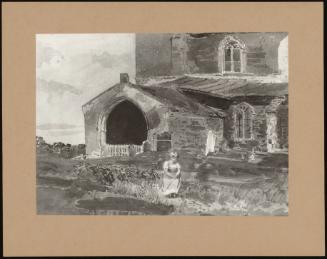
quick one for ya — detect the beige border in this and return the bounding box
[2,2,324,256]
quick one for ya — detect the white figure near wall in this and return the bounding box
[205,130,216,156]
[266,113,278,152]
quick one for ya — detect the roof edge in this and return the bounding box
[82,82,123,108]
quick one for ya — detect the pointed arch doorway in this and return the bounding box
[97,99,149,157]
[106,100,148,145]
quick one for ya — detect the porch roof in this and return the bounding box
[145,74,288,98]
[82,82,226,118]
[131,84,226,117]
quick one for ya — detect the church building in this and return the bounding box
[82,33,288,157]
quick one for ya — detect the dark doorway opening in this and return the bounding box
[106,100,147,145]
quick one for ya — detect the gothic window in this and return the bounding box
[236,113,243,138]
[234,103,254,140]
[219,36,246,74]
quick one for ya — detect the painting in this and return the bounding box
[36,32,288,216]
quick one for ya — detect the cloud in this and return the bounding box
[36,45,65,68]
[37,78,83,98]
[35,34,136,144]
[45,129,84,137]
[92,51,131,68]
[37,123,84,130]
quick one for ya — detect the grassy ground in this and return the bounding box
[36,151,288,215]
[37,153,79,179]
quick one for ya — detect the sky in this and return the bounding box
[36,34,136,144]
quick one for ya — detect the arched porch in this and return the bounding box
[97,98,149,157]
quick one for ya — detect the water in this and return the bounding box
[37,177,173,215]
[75,196,173,215]
[37,186,89,215]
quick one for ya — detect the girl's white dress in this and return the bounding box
[162,161,181,195]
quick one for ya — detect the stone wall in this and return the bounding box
[224,101,288,152]
[172,33,287,76]
[136,32,288,78]
[82,85,125,154]
[168,112,223,154]
[252,106,268,151]
[276,105,288,149]
[135,33,173,77]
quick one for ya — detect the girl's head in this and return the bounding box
[169,150,178,161]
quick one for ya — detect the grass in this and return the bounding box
[37,151,288,215]
[37,153,79,179]
[68,169,288,215]
[107,181,168,205]
[181,176,287,208]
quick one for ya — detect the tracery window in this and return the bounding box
[219,36,246,73]
[234,103,254,140]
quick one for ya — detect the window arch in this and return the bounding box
[234,103,255,140]
[218,36,246,74]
